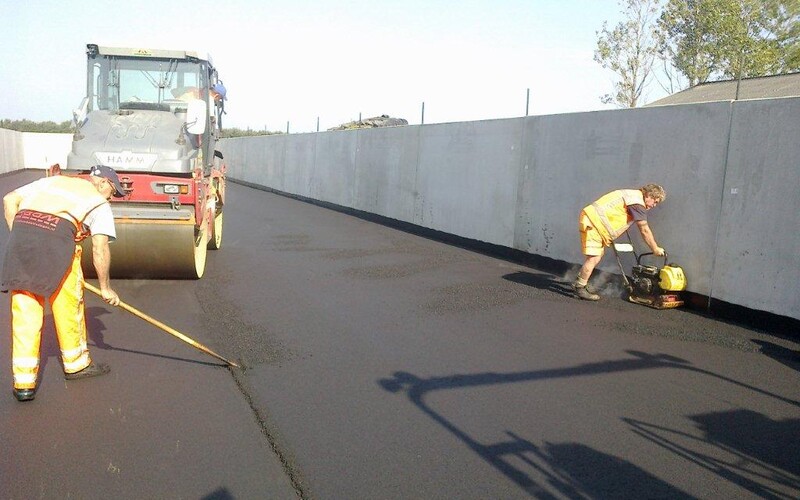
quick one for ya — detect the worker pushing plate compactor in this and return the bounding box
[65,44,227,279]
[612,233,687,309]
[60,44,236,366]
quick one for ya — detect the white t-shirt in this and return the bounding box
[83,202,117,241]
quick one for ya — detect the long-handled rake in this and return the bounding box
[84,282,240,368]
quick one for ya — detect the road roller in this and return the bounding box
[64,44,227,279]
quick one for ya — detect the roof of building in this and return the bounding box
[644,72,800,106]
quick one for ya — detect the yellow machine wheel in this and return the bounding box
[208,210,223,250]
[194,224,208,278]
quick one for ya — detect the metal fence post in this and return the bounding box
[526,88,530,116]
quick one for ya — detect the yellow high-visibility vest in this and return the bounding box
[582,189,644,245]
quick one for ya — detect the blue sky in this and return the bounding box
[3,1,667,132]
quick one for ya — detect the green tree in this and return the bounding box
[595,0,663,107]
[762,0,800,68]
[220,127,283,138]
[658,0,800,87]
[0,119,72,133]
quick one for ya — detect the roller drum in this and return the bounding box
[81,220,208,279]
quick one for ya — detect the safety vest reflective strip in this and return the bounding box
[18,176,107,231]
[583,189,644,244]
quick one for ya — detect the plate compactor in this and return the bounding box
[612,240,687,309]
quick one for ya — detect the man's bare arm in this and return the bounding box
[636,220,665,256]
[91,234,120,306]
[3,191,22,230]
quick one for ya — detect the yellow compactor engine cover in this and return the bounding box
[659,265,686,292]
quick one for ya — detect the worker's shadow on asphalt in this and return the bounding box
[83,306,220,367]
[502,270,576,298]
[85,306,112,349]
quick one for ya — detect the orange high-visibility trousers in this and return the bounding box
[11,246,91,390]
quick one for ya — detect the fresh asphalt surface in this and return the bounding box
[0,170,798,499]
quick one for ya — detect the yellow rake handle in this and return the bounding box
[84,282,239,368]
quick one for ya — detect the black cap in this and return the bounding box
[90,165,125,197]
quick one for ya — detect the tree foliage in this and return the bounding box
[220,127,283,138]
[658,0,797,85]
[598,0,800,104]
[0,119,72,133]
[762,0,800,69]
[595,0,662,107]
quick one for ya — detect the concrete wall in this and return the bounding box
[713,98,800,316]
[0,130,70,172]
[220,97,800,321]
[416,120,522,246]
[0,128,25,174]
[22,132,72,168]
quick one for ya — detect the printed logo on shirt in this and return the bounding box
[15,210,62,231]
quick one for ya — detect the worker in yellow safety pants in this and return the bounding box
[575,184,666,301]
[1,165,125,401]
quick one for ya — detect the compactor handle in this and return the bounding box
[636,251,668,267]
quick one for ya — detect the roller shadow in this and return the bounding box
[544,440,695,499]
[378,351,692,495]
[625,409,800,497]
[691,410,800,477]
[378,350,800,497]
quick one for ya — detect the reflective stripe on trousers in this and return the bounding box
[11,246,91,389]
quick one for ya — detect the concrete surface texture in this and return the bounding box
[220,98,800,321]
[0,171,798,499]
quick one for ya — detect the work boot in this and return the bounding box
[13,388,36,402]
[573,283,600,301]
[64,362,110,381]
